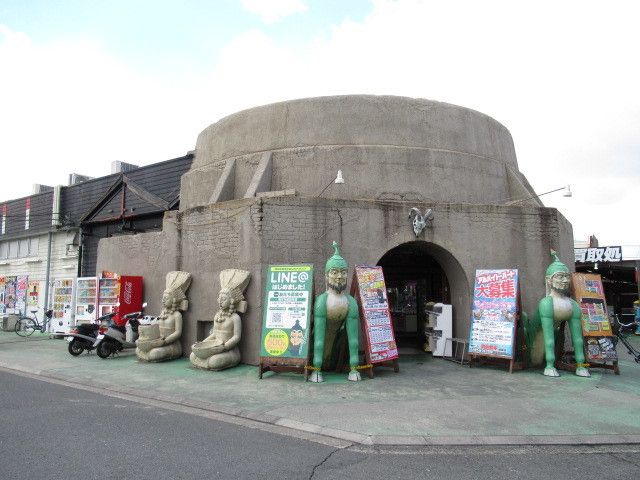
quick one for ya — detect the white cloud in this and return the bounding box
[1,0,639,245]
[0,25,202,191]
[206,0,640,244]
[241,0,308,24]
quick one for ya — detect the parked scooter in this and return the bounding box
[66,311,116,356]
[94,303,147,359]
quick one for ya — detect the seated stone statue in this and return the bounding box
[136,271,192,362]
[190,269,251,371]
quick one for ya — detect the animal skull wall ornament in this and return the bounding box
[408,207,434,236]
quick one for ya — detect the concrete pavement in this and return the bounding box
[1,331,639,446]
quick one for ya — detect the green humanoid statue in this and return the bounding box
[309,242,361,383]
[525,250,590,377]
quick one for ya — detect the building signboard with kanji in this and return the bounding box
[468,269,519,359]
[574,246,622,263]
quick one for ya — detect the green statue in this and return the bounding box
[309,242,361,383]
[525,250,590,377]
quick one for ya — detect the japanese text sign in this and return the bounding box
[260,264,313,359]
[468,269,519,359]
[353,266,398,363]
[575,246,622,263]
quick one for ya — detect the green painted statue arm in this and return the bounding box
[313,293,328,369]
[345,296,360,369]
[538,296,557,371]
[569,299,587,366]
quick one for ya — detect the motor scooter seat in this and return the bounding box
[77,324,99,335]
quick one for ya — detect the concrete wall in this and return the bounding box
[95,215,180,321]
[181,95,526,209]
[97,196,574,366]
[251,197,573,364]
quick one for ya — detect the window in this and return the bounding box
[0,237,41,259]
[8,241,18,258]
[29,237,39,256]
[18,239,29,257]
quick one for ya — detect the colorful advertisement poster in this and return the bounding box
[260,264,313,359]
[0,277,5,314]
[15,275,28,315]
[572,273,613,336]
[571,273,617,362]
[4,276,17,314]
[468,269,519,359]
[354,266,398,363]
[584,336,617,362]
[27,281,40,308]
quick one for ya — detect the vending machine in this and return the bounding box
[50,278,75,333]
[75,277,98,324]
[425,303,452,357]
[98,274,143,318]
[98,275,120,317]
[117,275,144,317]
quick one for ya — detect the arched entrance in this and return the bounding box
[377,241,464,351]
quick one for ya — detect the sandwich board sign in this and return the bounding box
[259,264,314,378]
[351,265,399,377]
[468,269,520,372]
[572,273,618,366]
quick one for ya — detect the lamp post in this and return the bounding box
[316,170,345,197]
[504,185,572,205]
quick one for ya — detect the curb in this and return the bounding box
[3,361,640,447]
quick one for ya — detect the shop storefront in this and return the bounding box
[377,242,450,350]
[575,244,640,323]
[96,95,574,365]
[0,155,192,332]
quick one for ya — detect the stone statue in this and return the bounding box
[525,251,590,377]
[190,269,251,371]
[309,242,361,383]
[136,271,192,362]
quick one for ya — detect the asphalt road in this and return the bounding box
[1,370,639,480]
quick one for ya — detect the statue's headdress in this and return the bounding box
[219,269,251,313]
[325,241,348,273]
[545,250,569,278]
[164,271,192,311]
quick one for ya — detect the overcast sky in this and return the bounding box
[1,0,638,246]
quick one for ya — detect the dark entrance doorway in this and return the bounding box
[377,241,450,350]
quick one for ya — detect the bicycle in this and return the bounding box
[14,309,54,337]
[610,313,640,364]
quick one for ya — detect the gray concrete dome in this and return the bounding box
[181,95,523,209]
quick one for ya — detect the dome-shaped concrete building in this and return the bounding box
[98,95,574,364]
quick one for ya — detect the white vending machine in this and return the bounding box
[426,303,452,357]
[98,276,119,316]
[50,278,75,334]
[75,277,98,324]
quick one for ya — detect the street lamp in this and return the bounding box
[505,185,572,205]
[316,170,345,197]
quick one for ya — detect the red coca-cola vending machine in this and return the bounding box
[117,275,144,318]
[98,273,143,323]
